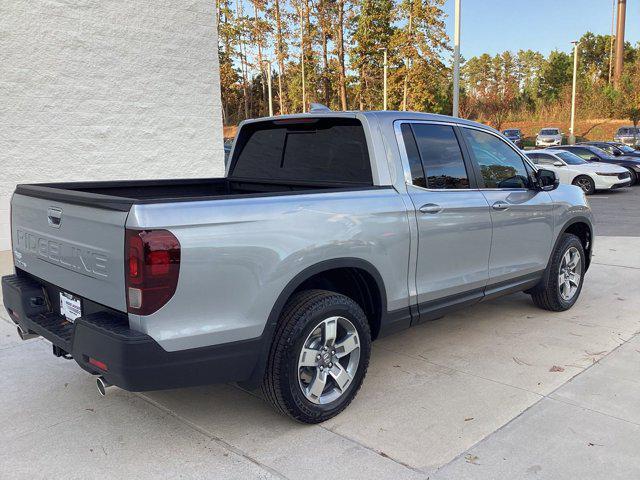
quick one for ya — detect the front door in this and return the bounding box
[398,122,493,319]
[460,127,555,289]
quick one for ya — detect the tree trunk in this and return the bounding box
[319,0,331,106]
[402,2,413,111]
[236,0,249,118]
[299,1,306,112]
[253,1,266,115]
[337,0,348,109]
[274,0,286,114]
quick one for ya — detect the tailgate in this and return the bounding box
[11,193,128,311]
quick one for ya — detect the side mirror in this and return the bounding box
[536,168,559,191]
[589,156,599,162]
[613,150,622,156]
[553,161,564,167]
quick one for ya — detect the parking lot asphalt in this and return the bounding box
[588,185,640,237]
[1,187,640,479]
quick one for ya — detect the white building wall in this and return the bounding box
[0,0,224,250]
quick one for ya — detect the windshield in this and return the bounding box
[617,127,639,135]
[588,146,615,160]
[540,129,559,135]
[614,143,636,153]
[503,130,519,136]
[556,151,587,165]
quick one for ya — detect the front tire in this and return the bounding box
[626,168,637,186]
[262,289,371,423]
[530,233,586,311]
[572,175,595,195]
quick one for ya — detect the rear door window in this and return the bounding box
[403,123,470,189]
[230,118,372,185]
[534,154,557,165]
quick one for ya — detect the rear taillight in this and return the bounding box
[125,229,180,315]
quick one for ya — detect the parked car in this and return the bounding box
[502,128,523,148]
[554,144,640,185]
[536,127,563,147]
[526,149,630,195]
[580,141,640,158]
[2,111,594,423]
[613,126,640,147]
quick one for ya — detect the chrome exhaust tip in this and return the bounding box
[16,325,38,341]
[96,376,112,396]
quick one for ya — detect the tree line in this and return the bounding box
[217,0,450,125]
[462,32,640,129]
[217,1,640,129]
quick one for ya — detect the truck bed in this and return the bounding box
[14,177,357,211]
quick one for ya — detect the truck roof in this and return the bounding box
[239,110,500,134]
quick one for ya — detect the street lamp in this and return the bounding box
[452,0,461,117]
[378,48,388,110]
[569,41,579,145]
[262,60,274,117]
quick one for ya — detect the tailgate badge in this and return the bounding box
[47,207,63,228]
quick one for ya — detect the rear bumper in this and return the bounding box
[2,273,262,391]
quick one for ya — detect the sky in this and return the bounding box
[442,0,639,59]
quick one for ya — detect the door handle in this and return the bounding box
[419,203,443,214]
[492,201,509,211]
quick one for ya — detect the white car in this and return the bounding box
[526,149,631,194]
[536,128,563,147]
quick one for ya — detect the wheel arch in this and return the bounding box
[555,217,593,271]
[241,258,388,388]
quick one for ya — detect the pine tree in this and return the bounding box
[351,0,395,110]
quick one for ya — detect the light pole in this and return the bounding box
[379,48,388,110]
[569,41,579,145]
[262,60,274,116]
[452,0,461,117]
[613,0,626,88]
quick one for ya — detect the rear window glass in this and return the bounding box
[230,118,372,185]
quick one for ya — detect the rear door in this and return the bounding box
[460,127,554,288]
[11,194,128,311]
[397,122,492,318]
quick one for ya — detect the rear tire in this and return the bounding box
[530,233,586,312]
[261,289,371,423]
[572,175,595,195]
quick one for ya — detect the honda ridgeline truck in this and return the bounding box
[2,110,594,423]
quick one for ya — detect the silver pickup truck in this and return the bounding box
[2,111,594,423]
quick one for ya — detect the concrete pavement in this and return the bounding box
[433,335,640,479]
[1,236,639,479]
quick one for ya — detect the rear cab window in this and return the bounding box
[229,118,372,185]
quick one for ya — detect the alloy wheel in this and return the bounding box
[575,177,592,193]
[558,246,582,301]
[297,316,361,405]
